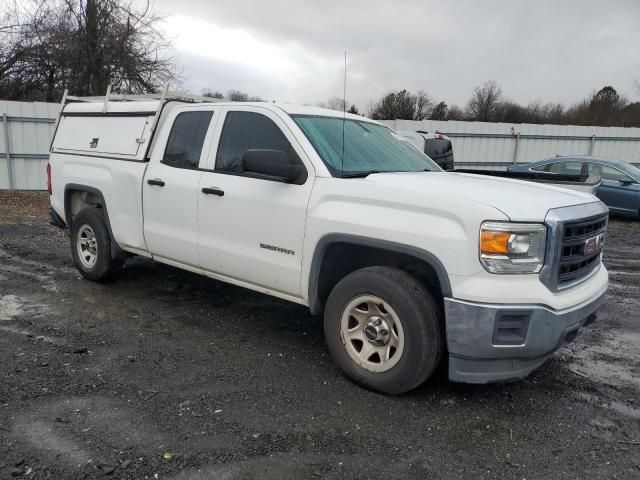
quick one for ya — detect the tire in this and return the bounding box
[70,208,123,282]
[324,266,443,395]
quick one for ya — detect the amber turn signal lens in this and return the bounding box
[480,231,511,255]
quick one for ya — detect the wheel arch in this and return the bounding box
[308,234,452,316]
[64,184,123,255]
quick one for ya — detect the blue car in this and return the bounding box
[509,156,640,217]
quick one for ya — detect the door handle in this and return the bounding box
[147,178,165,187]
[201,187,224,197]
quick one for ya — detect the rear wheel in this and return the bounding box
[324,266,443,394]
[70,208,123,282]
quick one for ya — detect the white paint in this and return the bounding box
[49,100,609,312]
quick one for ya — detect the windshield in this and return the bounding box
[292,115,441,177]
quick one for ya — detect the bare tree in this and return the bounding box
[0,0,180,101]
[225,89,263,102]
[466,80,503,121]
[413,90,433,120]
[446,104,465,120]
[323,96,347,111]
[202,88,223,99]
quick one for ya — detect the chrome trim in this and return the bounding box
[539,201,609,292]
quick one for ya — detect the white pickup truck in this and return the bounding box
[48,93,609,394]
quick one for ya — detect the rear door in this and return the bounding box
[197,106,314,298]
[143,106,217,266]
[587,162,640,215]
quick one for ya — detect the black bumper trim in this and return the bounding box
[48,207,66,229]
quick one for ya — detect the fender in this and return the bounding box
[308,233,452,315]
[63,183,124,257]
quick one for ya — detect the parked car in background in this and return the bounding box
[399,131,455,170]
[509,156,640,217]
[401,132,600,192]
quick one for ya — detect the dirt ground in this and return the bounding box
[0,191,639,480]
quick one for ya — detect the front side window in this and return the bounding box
[292,115,440,177]
[215,111,292,173]
[162,111,213,169]
[587,163,632,182]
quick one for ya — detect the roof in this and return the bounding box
[62,99,378,123]
[537,155,632,167]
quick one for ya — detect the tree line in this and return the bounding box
[364,81,640,127]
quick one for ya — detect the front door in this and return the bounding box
[587,162,640,215]
[197,107,314,298]
[143,107,216,266]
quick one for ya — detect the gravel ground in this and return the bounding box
[0,191,639,480]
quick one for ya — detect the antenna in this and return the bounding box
[341,51,347,177]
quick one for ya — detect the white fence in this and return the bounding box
[3,100,640,190]
[0,101,58,190]
[381,119,640,169]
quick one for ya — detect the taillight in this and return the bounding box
[46,163,52,194]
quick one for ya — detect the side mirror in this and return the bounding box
[619,178,635,186]
[241,149,303,183]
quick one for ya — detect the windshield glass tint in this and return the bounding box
[292,115,440,176]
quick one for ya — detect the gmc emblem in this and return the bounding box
[584,233,605,256]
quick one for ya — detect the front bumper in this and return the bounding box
[444,290,606,383]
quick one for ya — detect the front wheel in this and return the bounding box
[70,208,123,282]
[324,266,443,394]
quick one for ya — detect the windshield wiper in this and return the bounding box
[341,168,434,178]
[341,170,381,178]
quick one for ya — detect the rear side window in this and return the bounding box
[533,161,582,174]
[162,111,213,169]
[215,111,292,173]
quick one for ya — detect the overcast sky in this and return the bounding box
[153,0,640,111]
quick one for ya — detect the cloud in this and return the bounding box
[154,0,640,110]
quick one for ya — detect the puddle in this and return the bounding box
[0,324,66,345]
[0,294,24,320]
[12,420,91,467]
[607,281,640,295]
[577,392,640,420]
[0,247,69,292]
[0,264,58,292]
[607,270,640,276]
[568,329,640,389]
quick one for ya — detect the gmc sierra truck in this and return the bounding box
[47,92,609,394]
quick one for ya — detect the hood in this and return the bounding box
[364,171,597,221]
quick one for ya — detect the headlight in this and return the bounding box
[480,222,547,274]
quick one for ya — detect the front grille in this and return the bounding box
[557,215,607,286]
